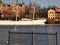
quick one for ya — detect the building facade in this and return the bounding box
[48,9,55,20]
[55,8,60,19]
[48,8,60,21]
[0,2,25,17]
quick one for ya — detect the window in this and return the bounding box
[49,15,50,16]
[0,10,1,13]
[50,12,53,13]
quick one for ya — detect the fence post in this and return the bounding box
[8,31,10,45]
[56,32,57,45]
[32,31,33,45]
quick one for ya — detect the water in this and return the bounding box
[0,25,60,45]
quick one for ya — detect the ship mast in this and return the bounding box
[16,0,18,21]
[33,2,35,20]
[29,1,35,20]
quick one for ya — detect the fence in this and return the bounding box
[8,31,57,45]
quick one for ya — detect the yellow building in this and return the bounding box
[48,8,60,21]
[48,9,55,20]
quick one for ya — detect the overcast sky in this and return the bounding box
[2,0,60,8]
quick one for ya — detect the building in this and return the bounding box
[48,8,60,21]
[0,1,36,20]
[10,2,25,16]
[48,9,55,20]
[55,8,60,20]
[1,4,10,16]
[0,2,25,18]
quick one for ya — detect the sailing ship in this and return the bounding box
[0,18,46,25]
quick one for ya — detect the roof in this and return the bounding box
[55,8,60,12]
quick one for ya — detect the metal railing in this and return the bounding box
[8,31,57,45]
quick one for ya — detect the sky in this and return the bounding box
[1,0,60,8]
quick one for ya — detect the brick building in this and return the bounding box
[0,2,25,18]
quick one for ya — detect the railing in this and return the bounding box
[8,31,57,45]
